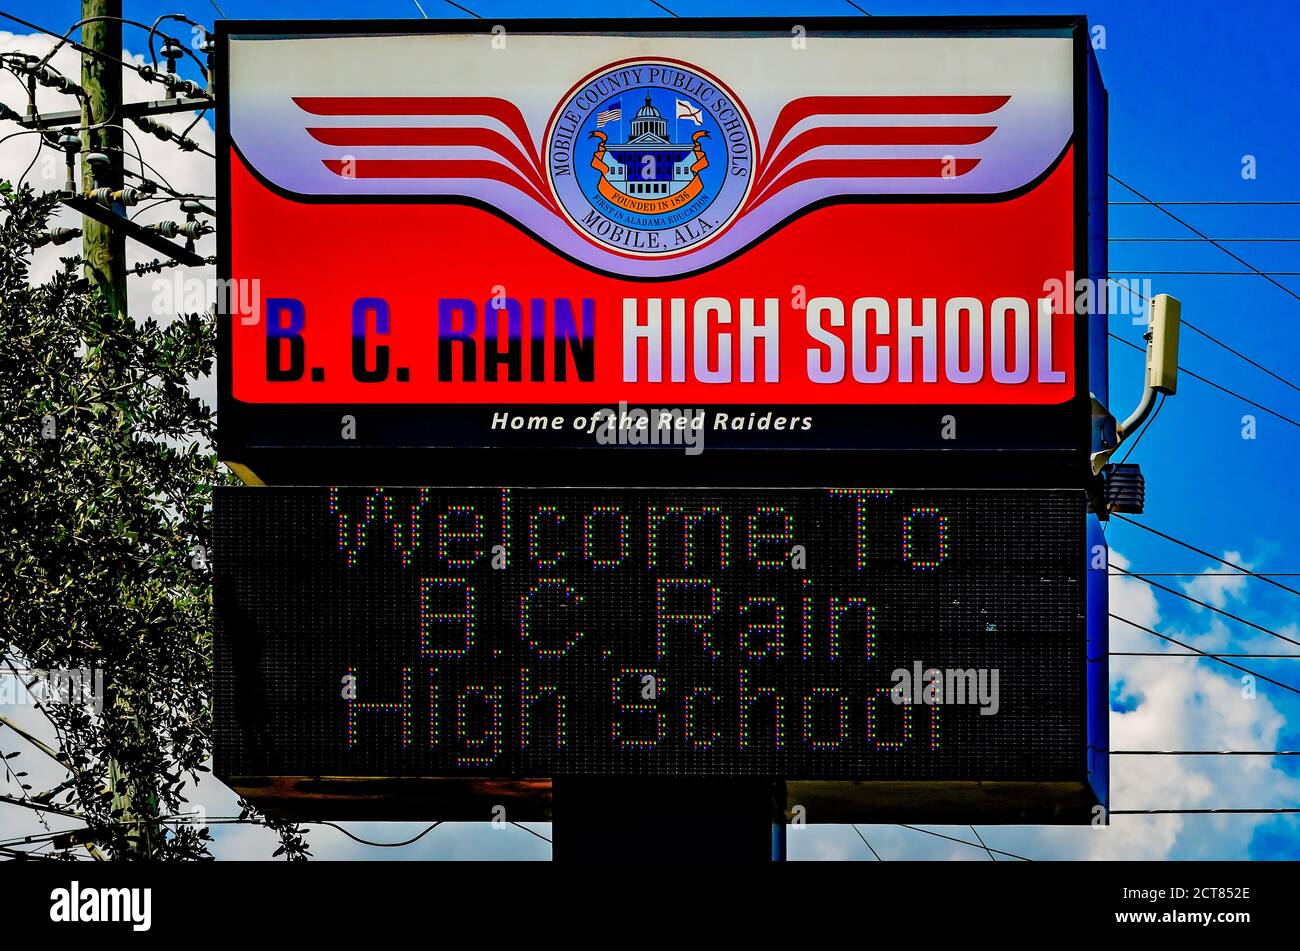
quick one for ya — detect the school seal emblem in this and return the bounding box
[545,59,755,258]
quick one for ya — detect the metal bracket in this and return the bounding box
[60,194,205,267]
[16,96,212,131]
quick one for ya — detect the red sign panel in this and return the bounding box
[219,21,1098,454]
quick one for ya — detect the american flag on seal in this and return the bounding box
[595,100,621,127]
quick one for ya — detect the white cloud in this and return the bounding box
[1181,551,1250,609]
[1108,547,1162,651]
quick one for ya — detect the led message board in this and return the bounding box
[216,19,1103,458]
[214,487,1086,781]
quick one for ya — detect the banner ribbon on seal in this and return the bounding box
[588,129,711,216]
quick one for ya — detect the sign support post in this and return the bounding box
[553,778,780,862]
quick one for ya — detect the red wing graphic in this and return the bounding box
[283,92,1017,273]
[291,93,1010,221]
[293,96,559,213]
[744,95,1010,214]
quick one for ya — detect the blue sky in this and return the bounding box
[1,0,1298,860]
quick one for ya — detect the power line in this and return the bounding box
[0,745,55,835]
[144,15,210,79]
[1113,652,1300,658]
[896,825,1032,861]
[646,0,679,15]
[1116,393,1163,464]
[0,108,46,187]
[1111,750,1300,755]
[845,0,873,14]
[508,821,552,845]
[1114,566,1300,648]
[314,819,443,848]
[1109,333,1300,428]
[1110,513,1300,600]
[1109,200,1300,206]
[1,656,76,767]
[1110,277,1300,395]
[0,809,226,851]
[1110,614,1300,697]
[0,127,52,148]
[4,843,63,859]
[0,814,448,852]
[34,14,202,78]
[1111,237,1300,243]
[0,793,78,820]
[441,0,481,16]
[1110,572,1300,577]
[130,195,184,220]
[1111,808,1300,815]
[851,824,882,860]
[1112,269,1300,276]
[105,134,180,192]
[1109,172,1300,305]
[0,10,206,92]
[179,106,208,140]
[969,825,996,861]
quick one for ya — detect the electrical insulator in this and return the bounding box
[161,38,184,67]
[131,115,173,142]
[33,227,81,248]
[146,220,181,238]
[93,186,144,208]
[146,220,212,240]
[34,66,82,97]
[85,151,111,183]
[161,38,184,97]
[200,34,216,97]
[131,115,200,152]
[58,130,80,194]
[160,39,190,100]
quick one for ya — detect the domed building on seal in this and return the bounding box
[547,59,753,257]
[600,95,700,199]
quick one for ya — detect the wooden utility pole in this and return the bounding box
[80,0,126,317]
[81,0,153,856]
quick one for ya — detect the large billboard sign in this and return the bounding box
[217,19,1103,461]
[214,19,1109,822]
